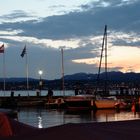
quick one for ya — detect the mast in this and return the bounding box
[1,44,6,96]
[25,46,29,96]
[0,44,5,96]
[96,25,108,96]
[61,48,65,97]
[104,25,108,95]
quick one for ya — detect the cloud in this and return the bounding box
[0,0,140,40]
[0,10,37,23]
[0,35,81,49]
[1,10,33,19]
[0,30,23,35]
[109,31,140,47]
[0,0,140,79]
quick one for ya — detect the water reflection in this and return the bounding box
[64,109,116,123]
[38,116,42,128]
[37,109,43,128]
[18,108,140,128]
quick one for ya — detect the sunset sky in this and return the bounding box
[0,0,140,79]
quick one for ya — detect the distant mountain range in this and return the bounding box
[64,71,140,82]
[0,71,140,82]
[0,78,35,82]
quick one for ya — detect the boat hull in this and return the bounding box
[64,95,126,110]
[64,95,96,110]
[95,100,117,109]
[65,100,93,110]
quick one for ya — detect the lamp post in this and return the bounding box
[38,70,43,96]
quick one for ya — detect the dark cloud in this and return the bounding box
[0,0,140,40]
[0,10,36,20]
[88,0,138,8]
[112,39,140,47]
[48,5,65,8]
[64,43,99,60]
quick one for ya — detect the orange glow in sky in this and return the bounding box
[72,46,140,73]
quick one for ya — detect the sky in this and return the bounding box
[0,0,140,80]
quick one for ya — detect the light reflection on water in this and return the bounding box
[38,116,42,128]
[17,108,140,128]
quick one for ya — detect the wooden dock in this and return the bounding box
[0,96,65,108]
[0,95,139,111]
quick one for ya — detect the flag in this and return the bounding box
[0,44,4,53]
[20,46,26,57]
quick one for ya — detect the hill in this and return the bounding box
[64,71,140,82]
[1,71,140,82]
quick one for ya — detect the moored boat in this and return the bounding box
[63,25,128,111]
[95,96,125,109]
[45,98,66,109]
[64,94,96,110]
[64,94,127,110]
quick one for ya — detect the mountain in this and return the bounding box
[1,71,140,82]
[64,72,97,80]
[0,78,38,83]
[64,71,140,82]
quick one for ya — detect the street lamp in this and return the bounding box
[38,70,43,96]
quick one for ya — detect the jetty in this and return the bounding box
[0,94,139,111]
[0,95,67,109]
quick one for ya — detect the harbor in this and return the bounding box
[0,90,138,109]
[0,0,140,139]
[1,91,140,129]
[0,89,140,110]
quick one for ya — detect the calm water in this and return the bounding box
[0,90,74,97]
[17,108,140,128]
[0,89,118,97]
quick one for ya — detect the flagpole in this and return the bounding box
[3,48,6,96]
[25,46,29,96]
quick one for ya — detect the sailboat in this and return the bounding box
[45,48,66,109]
[93,25,127,109]
[64,25,126,110]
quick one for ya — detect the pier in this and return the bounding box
[0,94,140,111]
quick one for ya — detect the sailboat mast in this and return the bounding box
[61,48,65,97]
[104,25,108,95]
[25,46,29,96]
[95,25,108,96]
[3,46,6,96]
[96,25,106,90]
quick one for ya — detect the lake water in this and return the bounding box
[17,108,140,128]
[0,90,74,97]
[0,89,119,97]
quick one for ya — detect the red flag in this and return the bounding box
[0,44,4,53]
[20,46,26,57]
